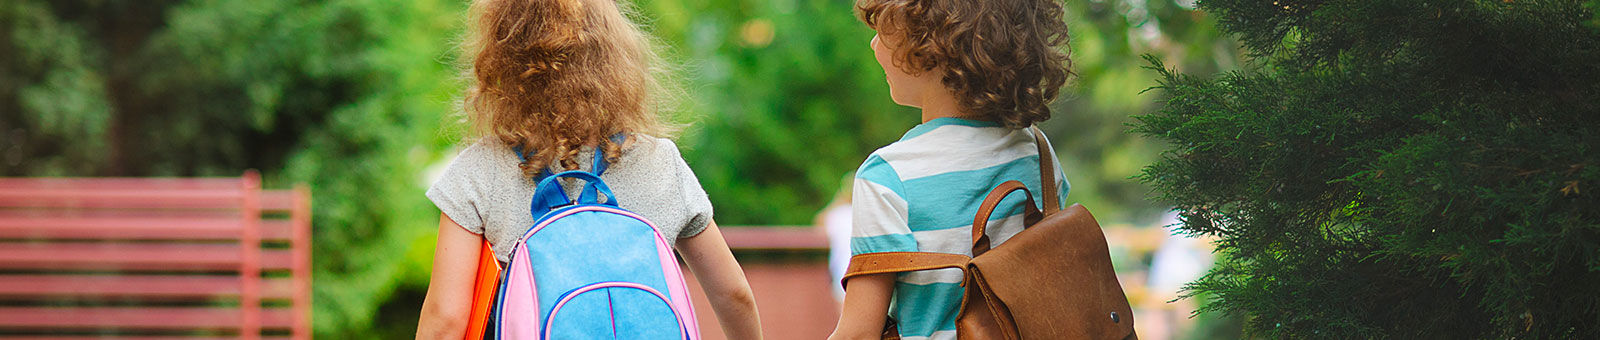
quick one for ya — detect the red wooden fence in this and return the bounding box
[689,227,840,340]
[0,172,311,339]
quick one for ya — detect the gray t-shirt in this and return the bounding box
[426,135,714,263]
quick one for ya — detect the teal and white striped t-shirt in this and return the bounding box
[850,117,1069,340]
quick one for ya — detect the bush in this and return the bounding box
[1137,0,1600,338]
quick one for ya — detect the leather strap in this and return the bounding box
[1030,126,1060,214]
[970,180,1042,256]
[842,252,970,288]
[970,127,1057,258]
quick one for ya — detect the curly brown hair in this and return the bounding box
[858,0,1073,128]
[463,0,676,177]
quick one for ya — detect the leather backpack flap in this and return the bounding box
[967,204,1136,340]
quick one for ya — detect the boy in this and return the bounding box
[830,0,1073,339]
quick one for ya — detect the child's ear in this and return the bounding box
[874,29,906,52]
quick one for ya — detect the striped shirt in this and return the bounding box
[850,118,1069,340]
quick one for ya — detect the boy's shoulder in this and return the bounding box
[858,121,1027,184]
[853,125,970,190]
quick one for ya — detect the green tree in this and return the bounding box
[1137,0,1600,338]
[0,0,116,175]
[638,0,918,225]
[1,1,466,337]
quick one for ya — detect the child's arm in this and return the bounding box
[676,221,763,339]
[832,164,912,339]
[416,214,480,339]
[828,273,894,340]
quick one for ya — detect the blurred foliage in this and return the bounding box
[1592,0,1600,27]
[648,0,1242,226]
[1046,0,1241,225]
[1,0,466,337]
[638,0,917,225]
[1138,0,1600,337]
[2,0,1240,336]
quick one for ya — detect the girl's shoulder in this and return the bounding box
[610,134,694,176]
[626,134,683,159]
[429,137,522,192]
[448,137,521,173]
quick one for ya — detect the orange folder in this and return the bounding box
[464,239,501,340]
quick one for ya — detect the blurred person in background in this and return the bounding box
[818,175,855,303]
[1144,212,1214,339]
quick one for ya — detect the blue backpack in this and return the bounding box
[492,141,701,340]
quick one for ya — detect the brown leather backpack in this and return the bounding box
[843,127,1137,340]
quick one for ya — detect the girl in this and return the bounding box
[415,0,761,338]
[830,0,1073,339]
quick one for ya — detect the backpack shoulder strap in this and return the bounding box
[515,133,628,205]
[842,252,969,288]
[590,133,627,175]
[1031,126,1060,214]
[511,145,556,181]
[512,133,628,178]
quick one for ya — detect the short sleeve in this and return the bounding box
[426,145,489,235]
[849,155,917,255]
[669,145,714,239]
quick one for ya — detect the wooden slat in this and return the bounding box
[288,185,312,340]
[0,219,295,242]
[263,275,295,300]
[0,306,295,329]
[0,218,294,242]
[0,275,296,300]
[239,171,261,340]
[0,243,295,271]
[260,220,294,243]
[16,337,293,340]
[0,189,245,210]
[0,215,244,241]
[719,226,829,250]
[0,178,242,190]
[261,249,292,271]
[259,190,297,212]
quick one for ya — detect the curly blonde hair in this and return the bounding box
[858,0,1073,128]
[463,0,676,177]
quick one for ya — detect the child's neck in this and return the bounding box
[918,91,969,123]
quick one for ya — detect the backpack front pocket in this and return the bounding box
[543,281,688,340]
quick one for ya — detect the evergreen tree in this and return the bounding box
[1137,0,1600,338]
